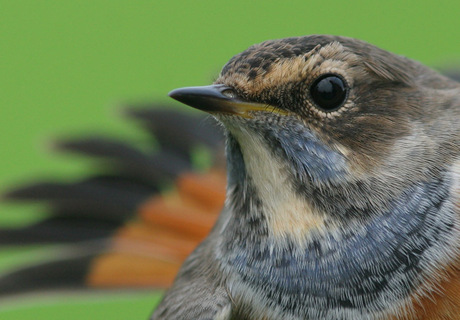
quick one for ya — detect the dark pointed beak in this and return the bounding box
[168,84,287,117]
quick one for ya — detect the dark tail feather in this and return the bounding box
[124,108,224,157]
[0,256,96,297]
[0,105,226,297]
[3,176,155,220]
[0,217,117,245]
[4,178,151,208]
[54,137,192,181]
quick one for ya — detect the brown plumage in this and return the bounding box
[155,35,460,319]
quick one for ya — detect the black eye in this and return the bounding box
[310,74,348,111]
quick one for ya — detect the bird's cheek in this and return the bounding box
[273,128,350,184]
[224,116,351,184]
[291,143,349,183]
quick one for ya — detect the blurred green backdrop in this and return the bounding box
[1,0,460,319]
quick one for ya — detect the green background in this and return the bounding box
[1,0,460,318]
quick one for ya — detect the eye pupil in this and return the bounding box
[310,74,347,111]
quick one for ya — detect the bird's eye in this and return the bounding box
[310,74,348,111]
[221,88,236,99]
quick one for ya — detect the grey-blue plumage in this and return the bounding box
[154,35,460,319]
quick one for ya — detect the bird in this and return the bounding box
[1,35,459,320]
[152,35,460,319]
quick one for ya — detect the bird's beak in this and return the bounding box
[168,84,287,117]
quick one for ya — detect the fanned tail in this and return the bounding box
[0,106,226,297]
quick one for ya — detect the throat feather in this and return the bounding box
[231,130,326,240]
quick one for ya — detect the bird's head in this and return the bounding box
[170,35,460,239]
[168,35,460,318]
